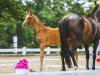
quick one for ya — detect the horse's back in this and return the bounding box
[59,13,84,41]
[45,27,60,46]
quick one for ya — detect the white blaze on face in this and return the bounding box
[24,14,30,24]
[22,14,30,27]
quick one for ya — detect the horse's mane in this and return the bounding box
[32,14,45,27]
[91,4,99,15]
[32,14,58,30]
[46,26,58,30]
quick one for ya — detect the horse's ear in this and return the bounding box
[26,11,28,14]
[25,11,32,15]
[94,1,97,5]
[29,11,32,15]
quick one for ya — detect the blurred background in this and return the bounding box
[0,0,100,48]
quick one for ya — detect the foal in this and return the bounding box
[22,11,78,71]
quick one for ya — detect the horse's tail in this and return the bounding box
[59,18,72,68]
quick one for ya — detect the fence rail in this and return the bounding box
[0,47,99,55]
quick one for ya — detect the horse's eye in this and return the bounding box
[28,17,31,19]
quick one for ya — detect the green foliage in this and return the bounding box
[0,0,25,48]
[0,22,16,48]
[16,21,38,48]
[0,0,99,48]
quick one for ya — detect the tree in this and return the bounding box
[0,0,99,48]
[0,0,24,48]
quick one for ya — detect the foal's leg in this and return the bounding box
[40,44,45,71]
[92,40,99,70]
[85,44,89,70]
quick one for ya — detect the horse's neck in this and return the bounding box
[95,14,100,23]
[95,5,100,23]
[87,14,99,24]
[32,19,46,35]
[94,15,99,23]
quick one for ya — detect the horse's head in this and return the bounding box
[22,11,34,27]
[95,4,100,23]
[87,4,100,23]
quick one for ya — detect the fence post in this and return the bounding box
[89,47,93,70]
[46,47,50,54]
[13,36,17,54]
[22,47,26,55]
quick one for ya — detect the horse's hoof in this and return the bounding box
[39,68,42,72]
[74,66,78,70]
[39,70,42,72]
[87,68,89,70]
[86,66,89,70]
[29,68,36,72]
[67,65,72,68]
[61,68,66,71]
[39,66,43,72]
[92,67,95,70]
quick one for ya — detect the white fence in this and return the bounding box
[0,47,99,55]
[0,47,85,55]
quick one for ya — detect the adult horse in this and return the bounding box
[22,11,78,71]
[59,4,100,70]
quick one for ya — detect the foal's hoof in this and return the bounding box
[39,68,43,72]
[39,69,42,72]
[29,68,36,72]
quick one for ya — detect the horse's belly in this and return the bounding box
[46,40,60,46]
[46,33,60,46]
[82,34,95,44]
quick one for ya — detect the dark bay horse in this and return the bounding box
[59,4,100,70]
[22,11,78,71]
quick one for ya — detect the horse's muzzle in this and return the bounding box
[22,22,26,28]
